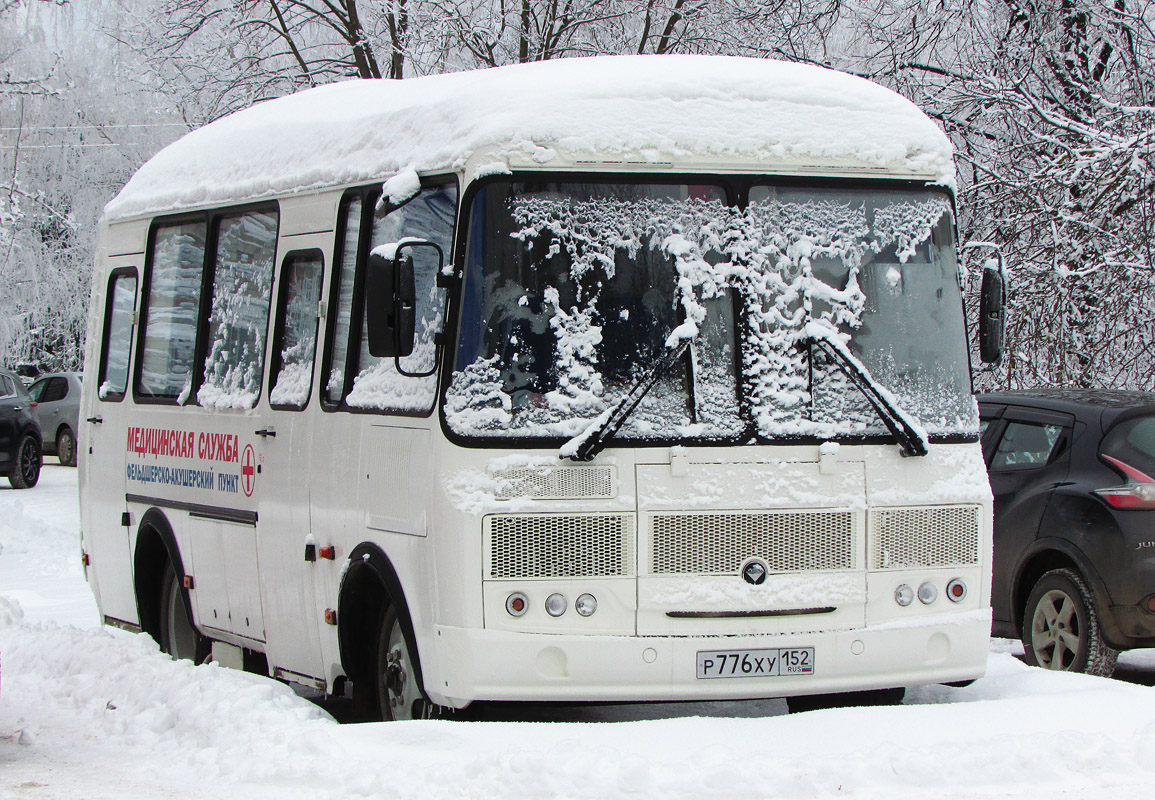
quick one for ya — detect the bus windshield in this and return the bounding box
[447,179,977,445]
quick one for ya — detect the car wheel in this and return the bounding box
[1022,568,1117,676]
[7,434,41,489]
[159,561,208,663]
[56,427,76,467]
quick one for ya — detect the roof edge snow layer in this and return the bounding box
[104,55,955,222]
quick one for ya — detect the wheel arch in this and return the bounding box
[337,543,427,696]
[54,422,73,444]
[1013,538,1119,643]
[20,419,42,446]
[133,508,191,645]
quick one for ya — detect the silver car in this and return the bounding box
[28,372,82,466]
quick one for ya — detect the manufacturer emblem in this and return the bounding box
[742,559,768,585]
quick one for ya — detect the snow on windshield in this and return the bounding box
[447,184,974,444]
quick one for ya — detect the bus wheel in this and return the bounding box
[371,604,428,721]
[159,561,208,663]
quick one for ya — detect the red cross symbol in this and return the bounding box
[242,444,257,497]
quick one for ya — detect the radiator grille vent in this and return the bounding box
[494,467,616,500]
[487,513,634,578]
[869,506,980,570]
[649,511,855,575]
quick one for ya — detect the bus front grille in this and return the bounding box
[868,506,981,570]
[486,513,635,579]
[648,510,856,575]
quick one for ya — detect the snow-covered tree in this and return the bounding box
[5,0,1155,389]
[843,0,1155,390]
[1,0,185,372]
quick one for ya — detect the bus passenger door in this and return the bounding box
[254,247,327,684]
[81,264,139,625]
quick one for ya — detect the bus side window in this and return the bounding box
[198,208,279,409]
[269,250,324,409]
[138,220,207,401]
[346,183,458,414]
[323,195,362,407]
[99,270,137,401]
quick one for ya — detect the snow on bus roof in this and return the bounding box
[103,55,954,222]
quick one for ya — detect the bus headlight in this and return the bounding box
[895,584,914,607]
[545,593,567,617]
[946,578,967,602]
[918,581,938,605]
[575,593,597,617]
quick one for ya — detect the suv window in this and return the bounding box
[31,377,68,403]
[990,421,1064,470]
[0,374,15,399]
[1102,415,1155,477]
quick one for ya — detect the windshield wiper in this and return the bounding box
[803,329,928,458]
[560,326,928,461]
[560,338,693,462]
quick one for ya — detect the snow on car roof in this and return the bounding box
[103,55,954,222]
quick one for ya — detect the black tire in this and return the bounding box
[159,560,209,663]
[56,427,76,467]
[357,603,445,721]
[8,434,41,489]
[786,687,905,714]
[1022,568,1117,677]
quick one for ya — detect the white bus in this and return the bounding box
[80,55,1000,719]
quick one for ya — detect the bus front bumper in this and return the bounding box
[425,609,991,707]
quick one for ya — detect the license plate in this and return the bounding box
[696,647,815,679]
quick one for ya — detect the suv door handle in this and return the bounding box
[87,416,103,424]
[255,427,276,438]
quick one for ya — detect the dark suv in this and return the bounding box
[0,367,42,489]
[979,389,1155,676]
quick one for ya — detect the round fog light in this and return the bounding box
[506,592,528,617]
[576,593,598,617]
[545,593,567,617]
[918,581,938,605]
[946,578,968,603]
[895,584,914,607]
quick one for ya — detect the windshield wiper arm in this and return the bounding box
[804,331,928,458]
[560,338,693,462]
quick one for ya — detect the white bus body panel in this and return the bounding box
[414,439,990,707]
[80,222,147,625]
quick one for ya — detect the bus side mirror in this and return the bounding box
[366,250,416,358]
[979,265,1005,364]
[964,241,1008,366]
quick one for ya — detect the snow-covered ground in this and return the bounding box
[3,468,1155,799]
